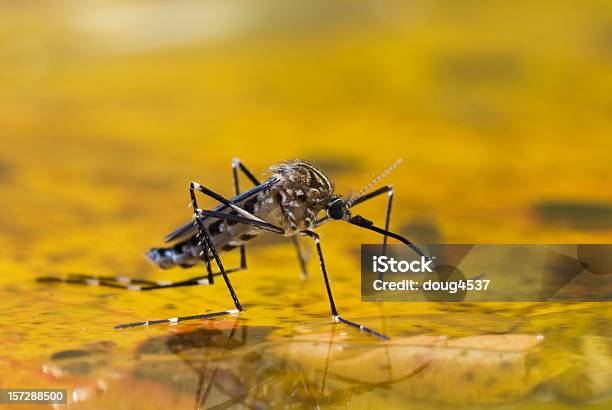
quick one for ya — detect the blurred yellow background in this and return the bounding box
[0,1,611,408]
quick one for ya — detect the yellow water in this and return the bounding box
[1,1,611,408]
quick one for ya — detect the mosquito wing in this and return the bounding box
[163,177,279,243]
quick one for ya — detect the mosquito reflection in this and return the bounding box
[135,319,429,409]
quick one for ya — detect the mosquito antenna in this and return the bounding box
[347,158,403,207]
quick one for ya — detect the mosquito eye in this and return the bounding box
[328,199,344,220]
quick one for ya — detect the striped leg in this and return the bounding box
[115,310,239,329]
[37,267,243,291]
[300,230,389,341]
[232,158,258,270]
[232,158,309,278]
[115,232,240,328]
[116,186,254,329]
[349,185,394,253]
[114,196,286,330]
[292,236,309,280]
[348,185,394,280]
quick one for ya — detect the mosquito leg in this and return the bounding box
[189,181,286,236]
[232,157,260,187]
[300,230,389,341]
[190,195,243,313]
[38,273,157,288]
[382,189,393,253]
[189,179,287,310]
[114,234,243,329]
[292,236,309,280]
[195,209,284,234]
[87,207,286,328]
[232,158,260,270]
[205,259,214,285]
[349,185,393,252]
[36,266,244,291]
[233,157,310,278]
[114,310,239,330]
[115,184,277,329]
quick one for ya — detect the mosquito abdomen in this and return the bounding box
[146,238,201,269]
[147,222,266,269]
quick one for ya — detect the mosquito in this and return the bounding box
[41,158,430,340]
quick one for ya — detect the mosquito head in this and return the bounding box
[326,196,351,221]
